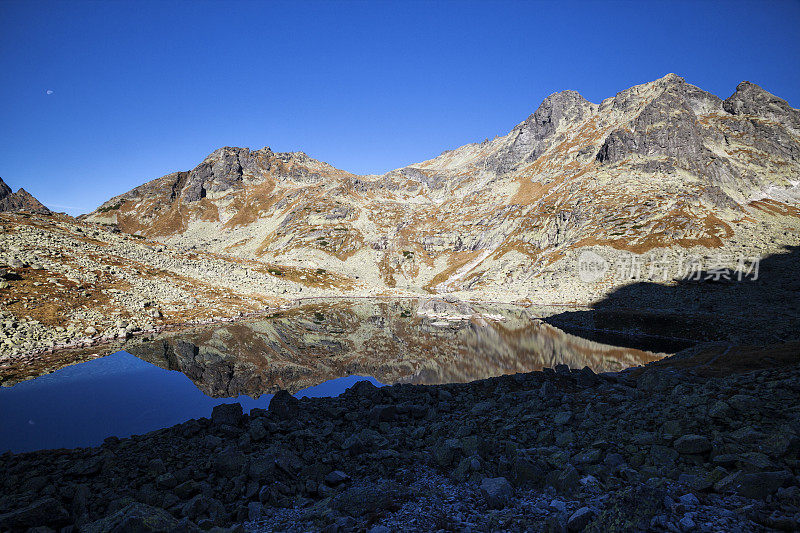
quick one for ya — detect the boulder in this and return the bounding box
[0,498,69,530]
[347,380,379,399]
[268,390,299,419]
[82,502,185,533]
[248,419,268,441]
[718,471,793,499]
[324,470,351,486]
[480,477,513,509]
[674,434,712,454]
[211,403,243,426]
[329,481,409,516]
[213,446,246,477]
[511,455,545,487]
[181,494,226,522]
[567,506,596,531]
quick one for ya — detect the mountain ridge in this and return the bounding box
[79,74,800,300]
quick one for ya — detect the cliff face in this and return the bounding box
[0,178,50,214]
[82,75,800,301]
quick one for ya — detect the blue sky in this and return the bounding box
[1,0,798,216]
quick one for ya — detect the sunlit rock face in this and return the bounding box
[126,300,663,397]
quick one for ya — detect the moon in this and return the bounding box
[46,89,54,95]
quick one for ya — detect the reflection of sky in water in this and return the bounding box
[0,351,382,453]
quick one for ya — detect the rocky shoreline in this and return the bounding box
[1,348,799,532]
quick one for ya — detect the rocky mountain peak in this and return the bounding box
[723,81,800,132]
[0,177,50,214]
[520,89,592,129]
[653,72,684,86]
[481,90,595,175]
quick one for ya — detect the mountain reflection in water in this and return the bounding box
[125,299,665,397]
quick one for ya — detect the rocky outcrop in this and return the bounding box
[723,81,800,132]
[491,89,595,173]
[0,177,50,214]
[595,75,741,185]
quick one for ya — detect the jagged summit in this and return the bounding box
[724,80,800,131]
[0,177,50,214]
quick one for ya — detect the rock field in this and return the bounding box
[1,347,799,532]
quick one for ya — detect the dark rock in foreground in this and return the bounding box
[1,356,799,532]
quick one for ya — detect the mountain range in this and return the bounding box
[79,74,800,301]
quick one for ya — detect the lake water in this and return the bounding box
[0,298,672,452]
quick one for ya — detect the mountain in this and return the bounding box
[0,177,50,214]
[83,75,800,302]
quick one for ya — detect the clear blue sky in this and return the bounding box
[1,0,798,215]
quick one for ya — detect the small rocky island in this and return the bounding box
[1,342,798,532]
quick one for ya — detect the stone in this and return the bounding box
[679,514,696,531]
[81,503,180,533]
[156,473,177,489]
[248,419,268,441]
[554,363,570,375]
[678,493,699,507]
[573,448,602,465]
[480,477,513,509]
[347,380,379,398]
[181,494,226,522]
[203,435,223,449]
[341,434,365,455]
[213,447,246,477]
[173,480,201,499]
[555,464,581,492]
[736,471,792,499]
[651,445,678,466]
[674,434,712,454]
[470,401,494,416]
[511,455,545,486]
[247,502,262,521]
[0,498,69,530]
[329,481,408,516]
[549,499,567,512]
[554,411,573,425]
[369,404,396,423]
[576,366,599,387]
[708,400,734,420]
[433,438,461,467]
[268,390,299,419]
[324,470,350,485]
[603,452,625,472]
[211,403,243,426]
[567,506,596,531]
